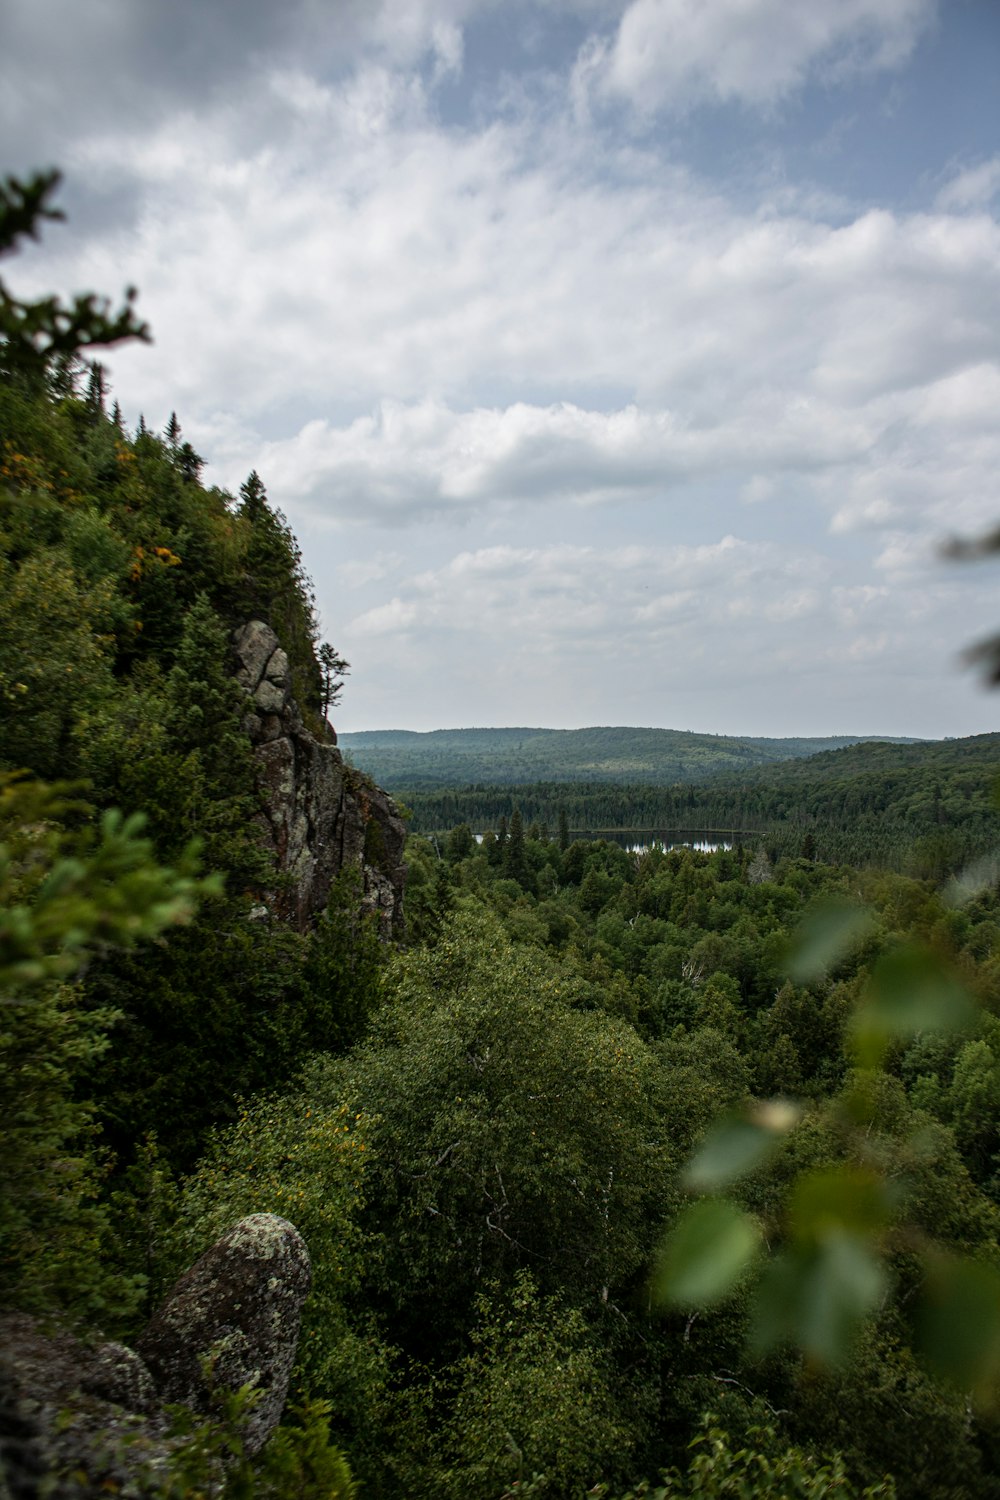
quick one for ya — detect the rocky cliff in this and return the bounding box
[231,621,406,938]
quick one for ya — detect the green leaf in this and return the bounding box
[684,1101,800,1192]
[786,899,876,983]
[751,1233,887,1365]
[653,1198,761,1309]
[944,853,1000,908]
[788,1166,892,1246]
[916,1253,1000,1401]
[852,944,977,1066]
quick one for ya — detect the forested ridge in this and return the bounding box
[7,173,1000,1498]
[340,724,919,789]
[397,733,1000,876]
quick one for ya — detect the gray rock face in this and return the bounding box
[81,1342,159,1415]
[0,1214,313,1495]
[137,1214,311,1458]
[0,1311,169,1499]
[232,620,406,937]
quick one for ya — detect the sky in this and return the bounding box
[3,0,1000,738]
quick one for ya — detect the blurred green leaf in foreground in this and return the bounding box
[656,894,999,1397]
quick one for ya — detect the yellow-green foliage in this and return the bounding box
[175,1091,384,1428]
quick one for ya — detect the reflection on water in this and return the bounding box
[586,829,734,854]
[472,828,736,853]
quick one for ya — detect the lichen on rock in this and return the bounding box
[0,1214,315,1494]
[137,1213,311,1458]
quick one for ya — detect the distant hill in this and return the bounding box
[390,731,1000,874]
[338,725,920,790]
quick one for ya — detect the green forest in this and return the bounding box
[396,732,1000,876]
[339,725,918,790]
[6,172,1000,1498]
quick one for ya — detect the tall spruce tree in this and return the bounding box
[237,471,321,713]
[505,806,530,889]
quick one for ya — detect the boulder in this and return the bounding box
[0,1312,169,1499]
[137,1214,311,1457]
[0,1213,314,1494]
[231,619,278,695]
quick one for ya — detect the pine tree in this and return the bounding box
[318,642,350,720]
[164,596,256,801]
[177,441,203,484]
[165,410,181,448]
[237,471,321,715]
[504,806,531,889]
[85,360,106,415]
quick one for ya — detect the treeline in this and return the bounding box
[399,735,1000,877]
[339,723,908,789]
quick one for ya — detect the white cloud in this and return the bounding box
[350,597,421,637]
[937,157,1000,213]
[236,392,881,524]
[6,0,999,736]
[40,94,988,544]
[338,533,993,732]
[337,553,405,588]
[583,0,935,114]
[0,0,490,166]
[64,121,990,522]
[348,535,816,648]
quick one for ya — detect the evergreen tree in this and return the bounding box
[177,440,204,484]
[445,823,475,864]
[85,360,106,415]
[505,806,530,889]
[319,641,350,719]
[558,807,570,852]
[164,597,249,790]
[0,170,148,382]
[237,471,321,713]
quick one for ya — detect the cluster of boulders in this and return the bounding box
[0,1214,310,1498]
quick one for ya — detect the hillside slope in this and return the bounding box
[339,724,918,789]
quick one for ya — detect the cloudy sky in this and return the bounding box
[4,0,1000,736]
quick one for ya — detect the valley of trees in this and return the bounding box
[6,172,1000,1497]
[395,732,1000,877]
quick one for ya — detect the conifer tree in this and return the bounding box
[505,806,530,888]
[177,440,203,484]
[319,641,350,720]
[164,595,254,800]
[85,360,106,414]
[0,170,148,381]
